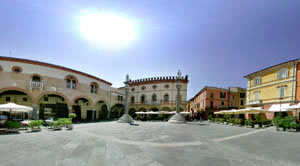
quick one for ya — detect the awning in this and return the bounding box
[268,103,290,112]
[286,103,300,110]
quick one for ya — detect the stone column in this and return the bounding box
[168,70,186,124]
[118,74,134,123]
[32,104,38,120]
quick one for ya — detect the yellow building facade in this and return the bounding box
[245,59,300,119]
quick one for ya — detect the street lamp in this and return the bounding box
[168,70,186,124]
[118,74,134,123]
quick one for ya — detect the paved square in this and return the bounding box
[0,121,300,166]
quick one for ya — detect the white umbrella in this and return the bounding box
[286,103,300,111]
[0,103,33,112]
[135,111,146,114]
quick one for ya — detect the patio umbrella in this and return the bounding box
[238,107,266,114]
[0,103,33,112]
[0,103,33,120]
[286,103,300,111]
[135,111,146,114]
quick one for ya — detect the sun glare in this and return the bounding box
[79,11,136,48]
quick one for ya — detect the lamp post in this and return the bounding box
[118,74,134,123]
[168,70,186,124]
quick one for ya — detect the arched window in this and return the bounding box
[152,94,157,102]
[164,94,169,102]
[65,75,77,89]
[90,82,98,94]
[141,95,146,104]
[131,96,135,104]
[210,93,214,98]
[0,65,3,71]
[32,76,41,82]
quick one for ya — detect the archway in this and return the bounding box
[110,104,124,120]
[95,101,108,120]
[72,97,93,121]
[129,108,137,118]
[38,94,69,120]
[0,90,33,120]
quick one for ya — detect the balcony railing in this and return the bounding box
[247,100,262,105]
[30,81,43,91]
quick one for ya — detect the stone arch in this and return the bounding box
[37,92,70,120]
[64,74,78,83]
[95,100,108,120]
[161,107,171,111]
[138,107,147,112]
[149,107,159,112]
[0,87,36,104]
[71,95,94,107]
[129,107,137,118]
[37,91,71,106]
[94,99,109,108]
[110,104,125,119]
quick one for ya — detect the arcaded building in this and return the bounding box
[0,56,125,121]
[128,76,189,114]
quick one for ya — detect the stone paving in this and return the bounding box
[0,121,300,166]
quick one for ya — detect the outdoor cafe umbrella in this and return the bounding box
[0,103,33,120]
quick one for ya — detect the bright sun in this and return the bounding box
[79,11,136,48]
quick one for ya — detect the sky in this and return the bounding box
[0,0,300,99]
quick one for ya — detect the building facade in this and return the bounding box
[245,59,300,119]
[189,86,246,119]
[0,56,125,121]
[128,76,189,114]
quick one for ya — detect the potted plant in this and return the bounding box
[228,118,234,126]
[282,116,295,131]
[208,115,213,122]
[245,119,253,128]
[29,120,43,132]
[50,120,62,130]
[289,121,299,132]
[67,113,76,130]
[273,116,284,131]
[6,121,21,133]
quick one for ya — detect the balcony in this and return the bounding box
[30,81,43,91]
[247,100,262,105]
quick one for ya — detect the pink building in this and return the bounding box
[190,86,246,119]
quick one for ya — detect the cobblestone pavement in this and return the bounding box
[0,121,300,166]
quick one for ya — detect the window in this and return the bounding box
[65,75,77,89]
[141,95,146,103]
[221,101,225,106]
[131,88,135,92]
[254,91,260,101]
[220,92,226,98]
[12,66,22,73]
[66,79,71,88]
[117,95,123,101]
[44,96,48,101]
[278,68,288,79]
[152,85,157,89]
[210,101,214,108]
[240,93,245,98]
[6,97,10,102]
[164,94,169,102]
[131,96,135,104]
[152,94,157,102]
[90,83,98,94]
[23,97,27,102]
[32,76,41,82]
[240,100,244,106]
[141,86,146,90]
[210,93,214,98]
[72,80,76,89]
[277,85,287,98]
[165,84,169,89]
[254,76,261,85]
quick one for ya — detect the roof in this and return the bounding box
[0,56,112,85]
[193,86,228,98]
[244,59,300,78]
